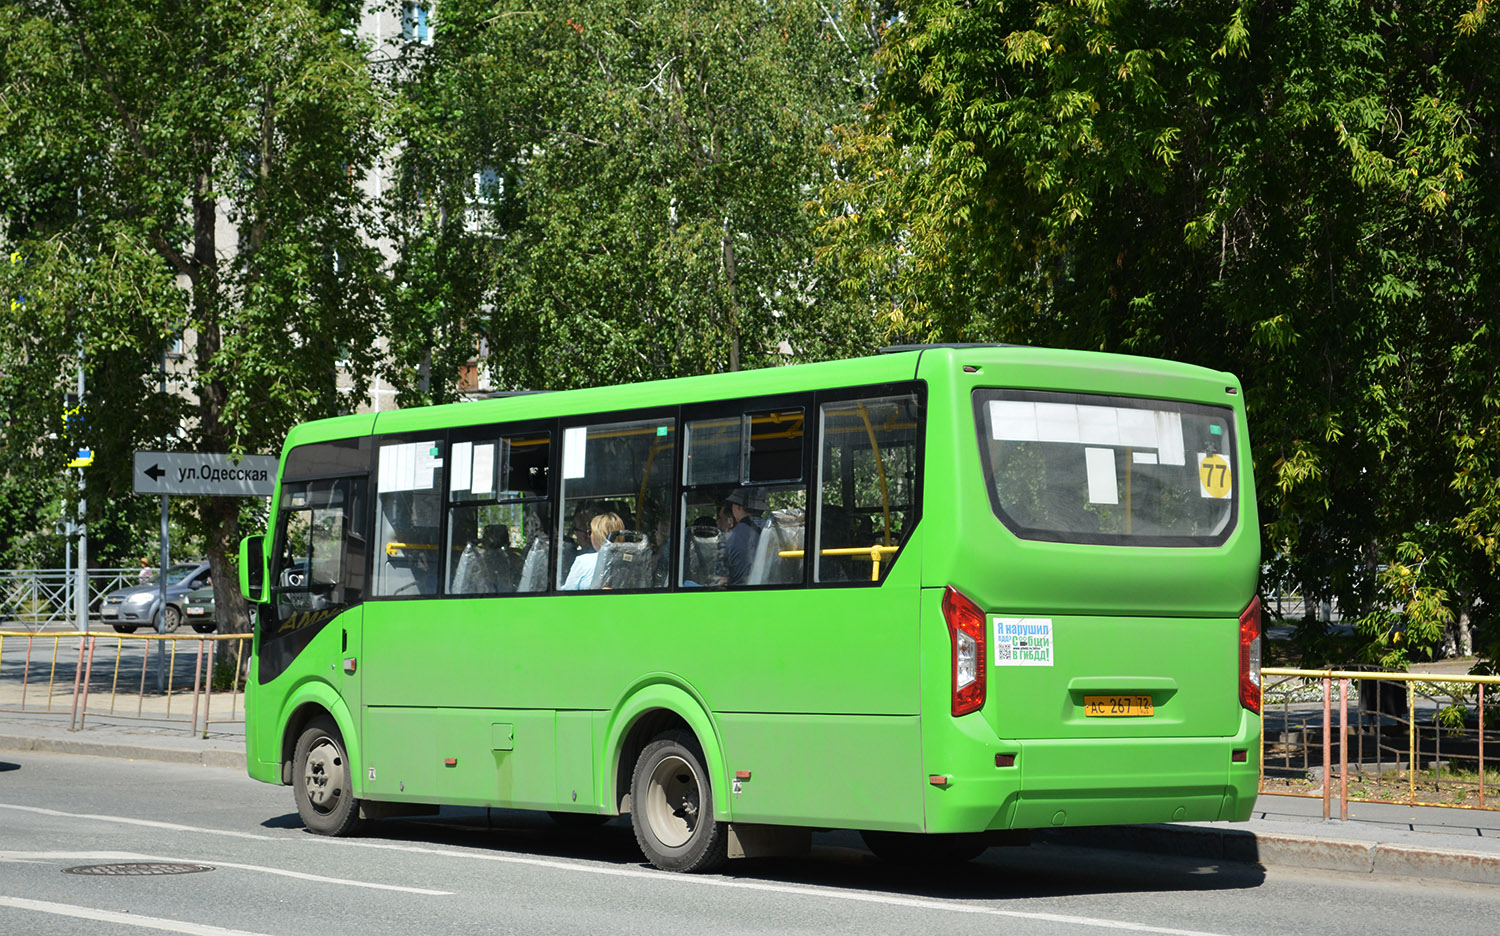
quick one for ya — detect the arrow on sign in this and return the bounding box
[144,464,166,483]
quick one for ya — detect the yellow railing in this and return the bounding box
[1260,667,1500,817]
[0,630,251,737]
[778,545,901,582]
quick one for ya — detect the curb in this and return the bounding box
[1042,823,1500,886]
[0,733,245,771]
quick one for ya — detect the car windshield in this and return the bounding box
[161,564,203,584]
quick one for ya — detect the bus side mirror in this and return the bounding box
[240,535,267,604]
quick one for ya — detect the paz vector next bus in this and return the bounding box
[237,345,1262,872]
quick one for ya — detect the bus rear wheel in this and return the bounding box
[861,830,990,865]
[630,730,727,873]
[293,715,365,836]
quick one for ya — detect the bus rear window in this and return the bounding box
[974,389,1237,547]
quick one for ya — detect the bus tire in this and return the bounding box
[630,730,727,873]
[293,715,365,837]
[861,830,989,865]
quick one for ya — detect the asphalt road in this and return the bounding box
[2,752,1498,936]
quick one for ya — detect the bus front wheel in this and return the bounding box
[630,730,727,873]
[293,716,365,837]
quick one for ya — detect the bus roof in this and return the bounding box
[281,346,1238,455]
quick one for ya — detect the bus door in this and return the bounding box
[264,475,370,725]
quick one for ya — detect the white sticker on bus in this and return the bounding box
[989,401,1185,465]
[993,617,1054,667]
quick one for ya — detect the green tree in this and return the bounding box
[382,0,876,401]
[0,0,388,629]
[821,0,1500,663]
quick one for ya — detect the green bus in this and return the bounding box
[238,345,1262,872]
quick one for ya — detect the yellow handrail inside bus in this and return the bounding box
[778,545,901,582]
[386,542,438,557]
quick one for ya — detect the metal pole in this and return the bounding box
[1323,675,1332,821]
[76,346,88,633]
[1339,678,1349,822]
[157,493,169,693]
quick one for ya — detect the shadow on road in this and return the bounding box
[266,804,1267,899]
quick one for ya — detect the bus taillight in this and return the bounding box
[944,586,986,717]
[1239,595,1262,714]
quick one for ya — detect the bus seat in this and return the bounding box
[686,526,724,586]
[596,531,652,589]
[515,537,549,593]
[746,509,804,586]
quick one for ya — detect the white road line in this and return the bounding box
[0,850,452,896]
[0,895,277,936]
[0,803,275,840]
[315,838,1232,935]
[2,803,1229,935]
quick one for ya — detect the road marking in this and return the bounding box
[318,839,1231,935]
[2,804,1228,934]
[0,804,275,840]
[0,849,451,895]
[0,895,277,936]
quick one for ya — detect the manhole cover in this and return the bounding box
[63,863,214,876]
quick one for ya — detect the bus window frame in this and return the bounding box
[971,387,1240,548]
[555,406,680,596]
[680,391,815,590]
[809,382,927,589]
[442,418,556,597]
[370,431,449,601]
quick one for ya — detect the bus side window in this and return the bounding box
[447,431,551,595]
[374,438,444,597]
[558,417,675,591]
[814,394,921,584]
[680,406,807,588]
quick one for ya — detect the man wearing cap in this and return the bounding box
[723,488,768,585]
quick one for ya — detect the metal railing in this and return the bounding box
[0,629,250,736]
[1261,667,1500,817]
[0,569,139,630]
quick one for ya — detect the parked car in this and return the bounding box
[181,585,216,634]
[99,561,212,634]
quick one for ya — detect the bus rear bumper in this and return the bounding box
[926,717,1260,832]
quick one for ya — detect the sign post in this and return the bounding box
[133,451,276,690]
[132,452,277,498]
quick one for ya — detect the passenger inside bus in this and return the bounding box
[562,511,623,590]
[723,488,768,585]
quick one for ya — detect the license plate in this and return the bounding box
[101,607,117,618]
[1084,695,1154,717]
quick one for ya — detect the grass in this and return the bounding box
[1263,763,1500,808]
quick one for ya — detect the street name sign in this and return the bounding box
[133,451,278,497]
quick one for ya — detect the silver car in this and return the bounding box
[99,562,213,634]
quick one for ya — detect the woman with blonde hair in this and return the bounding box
[560,511,623,590]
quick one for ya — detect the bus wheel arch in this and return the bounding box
[277,692,358,788]
[606,684,726,822]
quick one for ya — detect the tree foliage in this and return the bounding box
[0,0,388,627]
[383,0,877,401]
[821,0,1500,662]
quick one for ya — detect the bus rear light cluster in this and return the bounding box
[944,586,987,717]
[1239,595,1262,714]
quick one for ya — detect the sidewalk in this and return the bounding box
[1045,793,1500,885]
[0,710,245,769]
[2,712,1498,884]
